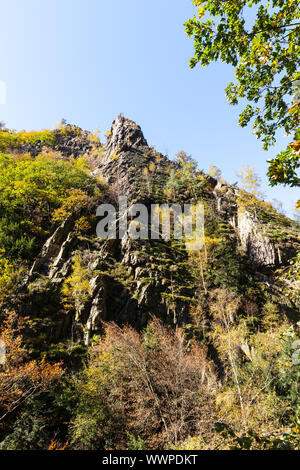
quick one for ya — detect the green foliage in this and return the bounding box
[268,144,300,187]
[69,319,216,449]
[185,0,300,189]
[277,324,300,417]
[215,421,300,450]
[0,411,49,450]
[68,354,118,450]
[0,119,298,450]
[0,152,96,259]
[165,151,205,201]
[0,253,25,301]
[0,129,56,152]
[126,433,147,451]
[205,219,255,291]
[277,252,300,306]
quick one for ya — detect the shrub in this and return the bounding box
[0,152,98,260]
[70,318,217,449]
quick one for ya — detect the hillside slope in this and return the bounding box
[0,116,299,450]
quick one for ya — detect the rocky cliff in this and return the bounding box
[3,116,299,357]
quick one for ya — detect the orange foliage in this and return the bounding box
[0,312,63,423]
[85,318,217,448]
[48,440,68,451]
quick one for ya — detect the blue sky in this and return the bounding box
[0,0,298,217]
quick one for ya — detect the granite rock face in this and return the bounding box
[20,125,100,158]
[92,115,170,200]
[104,115,149,159]
[8,116,299,346]
[237,210,278,267]
[212,181,298,268]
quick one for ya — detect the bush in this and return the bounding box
[69,318,217,450]
[0,152,98,260]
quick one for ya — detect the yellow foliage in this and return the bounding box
[61,254,93,315]
[236,167,272,213]
[0,312,63,422]
[52,189,93,222]
[0,253,25,302]
[74,216,95,234]
[208,164,222,180]
[149,162,156,173]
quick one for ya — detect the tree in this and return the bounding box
[70,318,217,449]
[61,253,93,321]
[0,152,98,259]
[208,164,222,180]
[165,151,205,201]
[0,312,63,424]
[0,253,25,303]
[185,1,300,200]
[236,165,272,215]
[209,289,288,434]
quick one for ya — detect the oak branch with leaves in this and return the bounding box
[185,0,300,203]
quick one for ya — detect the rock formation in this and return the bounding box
[4,116,299,354]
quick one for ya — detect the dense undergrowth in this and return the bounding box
[0,126,299,450]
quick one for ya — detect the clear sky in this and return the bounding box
[0,0,298,217]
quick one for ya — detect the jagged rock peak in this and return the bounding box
[104,115,148,157]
